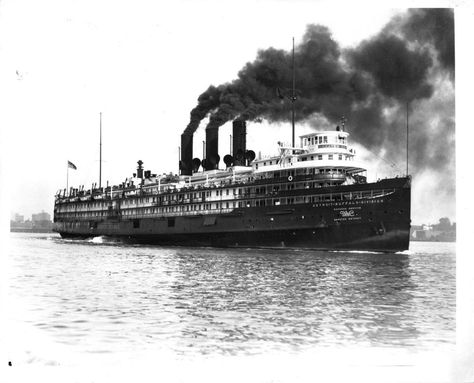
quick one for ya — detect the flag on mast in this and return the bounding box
[68,161,77,170]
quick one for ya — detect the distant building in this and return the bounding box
[10,217,33,231]
[412,228,443,240]
[32,211,51,222]
[13,213,24,223]
[11,210,53,233]
[411,217,456,242]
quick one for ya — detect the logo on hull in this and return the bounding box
[334,206,362,222]
[339,210,355,217]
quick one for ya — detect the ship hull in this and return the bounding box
[55,177,411,252]
[60,225,409,252]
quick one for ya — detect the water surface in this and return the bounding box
[3,233,456,381]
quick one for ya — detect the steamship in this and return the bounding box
[53,119,411,252]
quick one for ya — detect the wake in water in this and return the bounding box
[52,235,126,247]
[88,236,104,244]
[329,249,385,255]
[396,249,414,255]
[87,236,127,245]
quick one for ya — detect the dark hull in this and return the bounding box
[55,177,411,252]
[59,225,409,252]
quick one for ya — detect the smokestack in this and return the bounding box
[180,133,193,176]
[232,120,247,166]
[205,127,219,170]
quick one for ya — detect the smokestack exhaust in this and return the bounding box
[232,120,247,166]
[180,133,193,176]
[204,128,219,170]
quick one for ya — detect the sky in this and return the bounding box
[0,0,463,226]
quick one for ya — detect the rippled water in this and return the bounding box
[3,233,457,381]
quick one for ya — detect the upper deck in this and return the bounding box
[55,125,367,206]
[252,129,365,175]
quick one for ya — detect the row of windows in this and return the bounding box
[56,189,393,219]
[259,154,352,167]
[303,135,347,146]
[257,168,351,179]
[57,168,363,213]
[298,154,352,161]
[57,176,360,213]
[58,166,361,211]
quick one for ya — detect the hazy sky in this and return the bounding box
[0,0,463,226]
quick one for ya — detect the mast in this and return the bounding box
[99,112,102,189]
[291,37,296,149]
[406,102,409,177]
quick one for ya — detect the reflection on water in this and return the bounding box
[6,233,455,357]
[170,249,421,353]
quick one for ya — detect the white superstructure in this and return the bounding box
[252,129,366,186]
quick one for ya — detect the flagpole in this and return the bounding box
[66,163,69,197]
[291,37,295,149]
[99,112,102,189]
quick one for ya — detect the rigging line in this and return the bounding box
[364,147,403,173]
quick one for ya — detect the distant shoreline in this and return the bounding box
[9,229,455,243]
[411,238,455,243]
[10,228,53,233]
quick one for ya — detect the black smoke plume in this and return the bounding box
[183,85,223,135]
[387,8,454,76]
[184,9,454,178]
